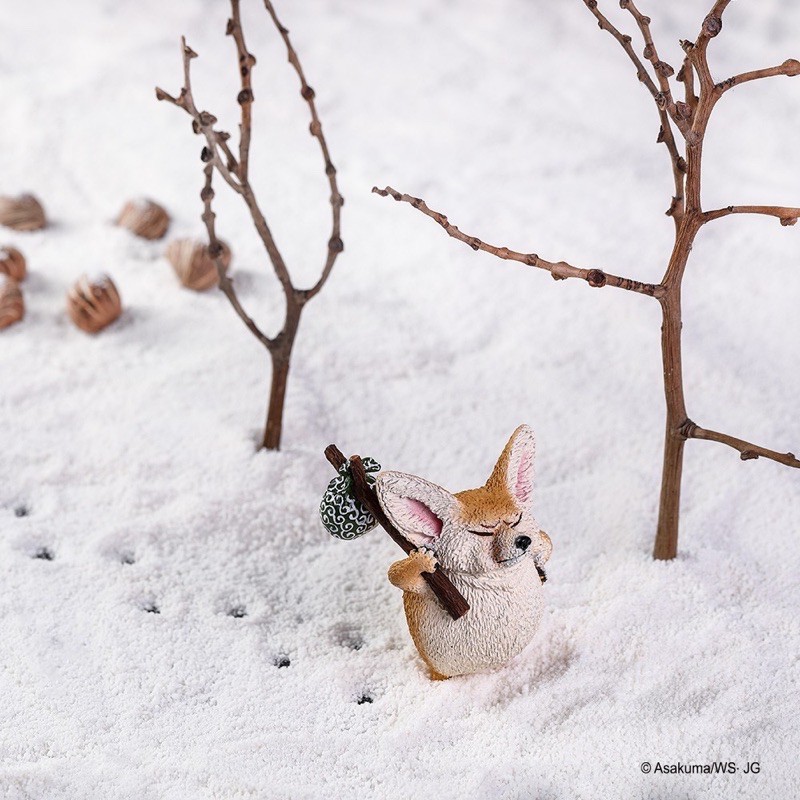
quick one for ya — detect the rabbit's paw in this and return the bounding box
[409,546,438,574]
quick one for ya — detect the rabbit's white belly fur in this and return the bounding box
[404,559,544,677]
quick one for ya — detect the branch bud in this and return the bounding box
[301,85,316,100]
[702,15,722,37]
[666,196,681,217]
[780,217,798,227]
[655,61,675,78]
[198,111,218,127]
[201,146,213,163]
[783,59,800,77]
[586,269,607,288]
[225,18,234,35]
[200,186,215,202]
[675,101,691,120]
[237,88,254,105]
[328,236,344,253]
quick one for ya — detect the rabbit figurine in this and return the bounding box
[375,425,551,679]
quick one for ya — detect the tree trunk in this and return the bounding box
[262,350,292,451]
[653,280,690,559]
[262,304,301,451]
[653,420,686,560]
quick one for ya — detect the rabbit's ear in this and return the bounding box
[376,471,459,547]
[486,424,536,509]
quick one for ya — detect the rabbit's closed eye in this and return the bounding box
[468,511,523,536]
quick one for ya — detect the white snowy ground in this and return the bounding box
[1,1,799,798]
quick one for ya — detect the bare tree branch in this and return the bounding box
[620,0,692,132]
[582,1,688,133]
[686,0,732,92]
[157,36,273,354]
[703,205,800,225]
[676,55,698,116]
[581,1,688,223]
[157,1,343,449]
[372,186,663,297]
[200,165,274,348]
[218,19,295,299]
[260,0,344,303]
[715,59,800,93]
[227,0,254,181]
[155,42,243,195]
[684,422,800,469]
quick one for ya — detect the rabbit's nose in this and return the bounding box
[514,535,532,552]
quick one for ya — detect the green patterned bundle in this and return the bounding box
[319,457,382,540]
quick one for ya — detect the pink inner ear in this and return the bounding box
[515,451,533,502]
[403,498,443,540]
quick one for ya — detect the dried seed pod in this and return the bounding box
[115,198,170,240]
[0,194,47,231]
[0,246,26,281]
[66,274,122,334]
[166,238,231,291]
[0,277,24,330]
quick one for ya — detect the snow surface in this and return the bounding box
[1,1,799,798]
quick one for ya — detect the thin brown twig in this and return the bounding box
[619,0,690,221]
[688,0,732,92]
[201,164,274,347]
[261,0,344,303]
[684,422,800,469]
[372,186,663,298]
[620,0,690,133]
[715,59,800,93]
[581,1,671,121]
[155,43,243,195]
[703,205,800,225]
[220,17,294,299]
[677,53,699,115]
[157,37,272,351]
[582,1,687,222]
[228,0,255,181]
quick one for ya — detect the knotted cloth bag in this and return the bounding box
[319,457,382,540]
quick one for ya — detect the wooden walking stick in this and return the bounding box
[323,445,470,620]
